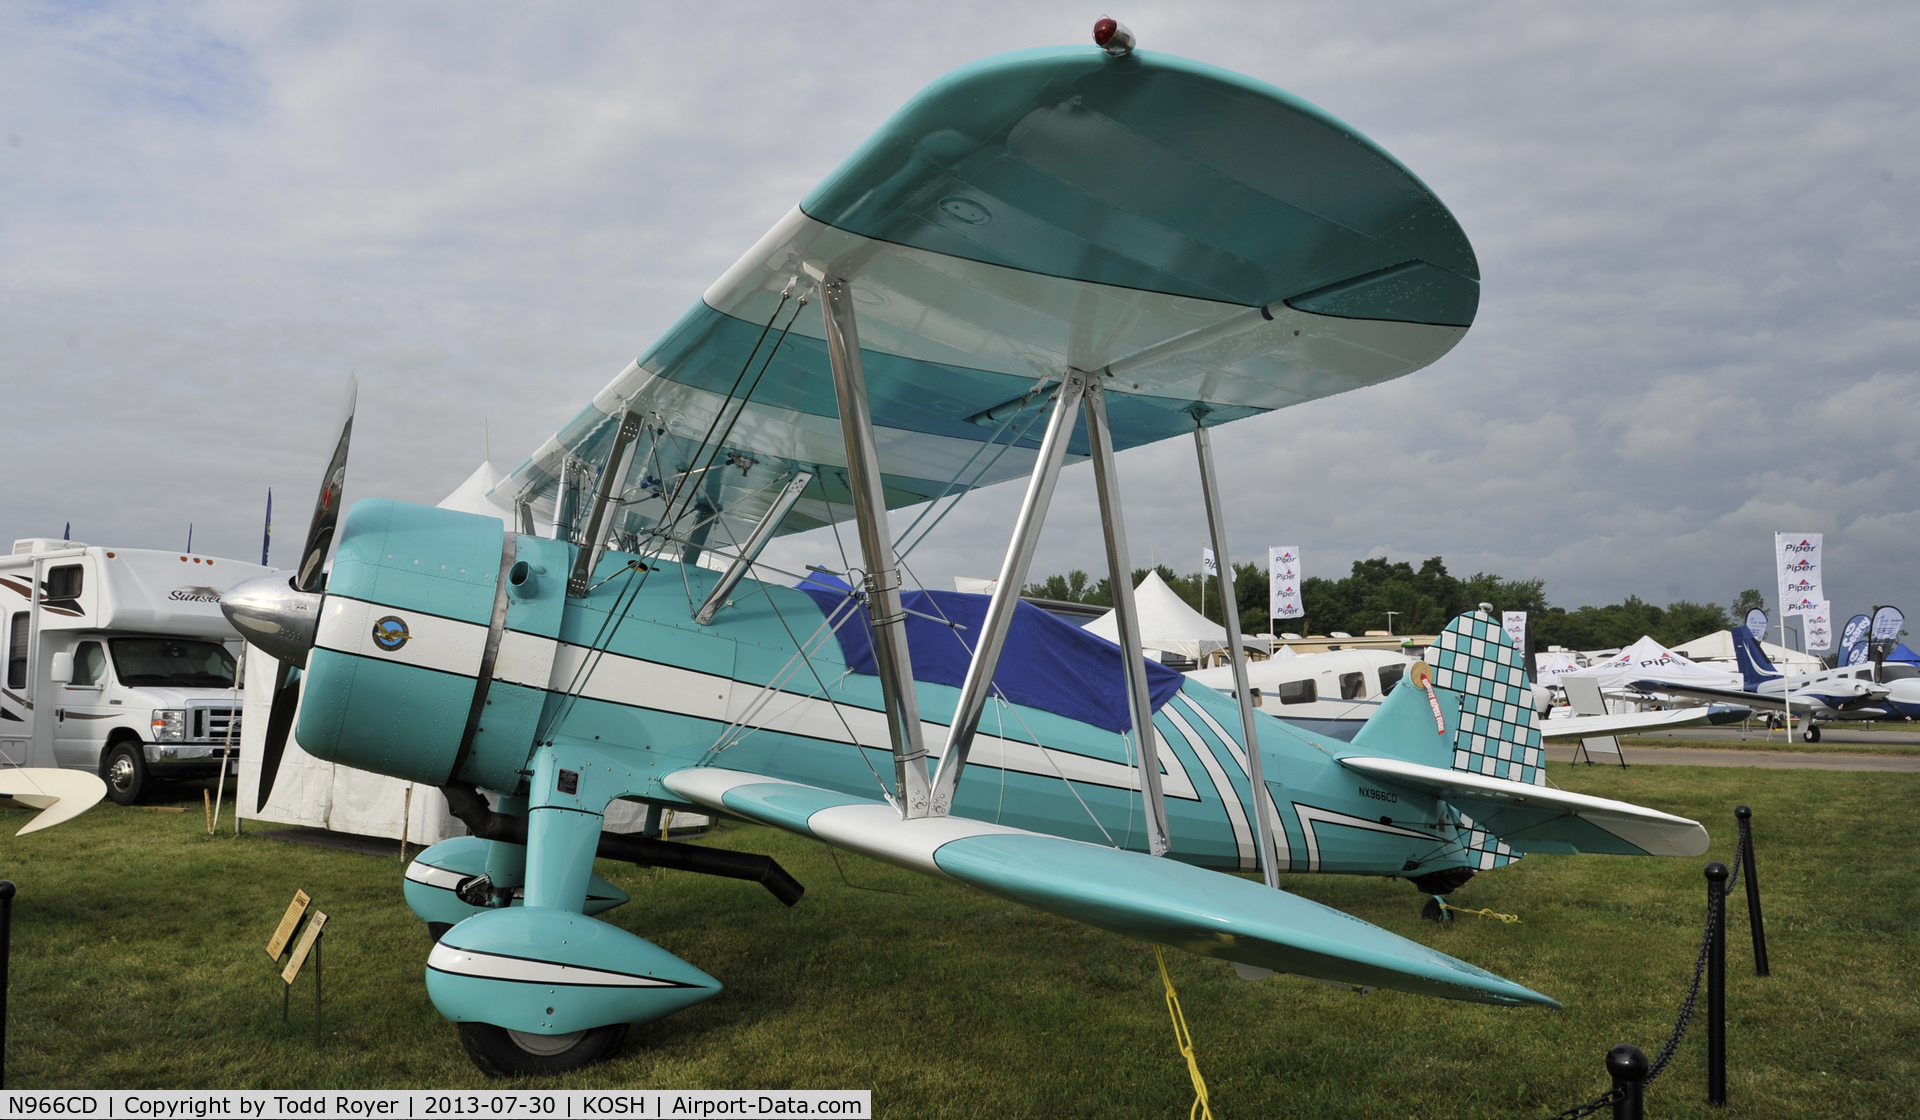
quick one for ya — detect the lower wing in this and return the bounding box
[663,767,1556,1008]
[1538,705,1723,739]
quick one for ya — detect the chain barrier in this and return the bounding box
[1540,852,1740,1119]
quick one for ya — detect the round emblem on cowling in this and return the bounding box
[371,615,411,652]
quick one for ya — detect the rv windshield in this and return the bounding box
[108,639,236,688]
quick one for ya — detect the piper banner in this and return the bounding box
[1804,600,1833,651]
[1202,547,1218,577]
[1775,532,1824,607]
[1502,611,1527,649]
[1269,546,1303,621]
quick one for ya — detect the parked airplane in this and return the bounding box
[1187,645,1739,743]
[1186,648,1412,740]
[220,30,1707,1076]
[1632,624,1918,741]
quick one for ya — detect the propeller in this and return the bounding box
[222,377,357,812]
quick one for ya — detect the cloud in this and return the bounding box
[3,1,1917,628]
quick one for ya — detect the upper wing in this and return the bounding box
[493,46,1478,542]
[664,767,1554,1008]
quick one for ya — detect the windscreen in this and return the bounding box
[109,638,236,688]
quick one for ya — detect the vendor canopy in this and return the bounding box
[1082,571,1269,660]
[1556,635,1739,692]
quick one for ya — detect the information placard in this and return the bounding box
[282,909,328,985]
[266,889,311,960]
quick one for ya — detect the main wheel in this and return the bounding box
[102,742,150,805]
[457,1022,628,1077]
[1803,724,1821,742]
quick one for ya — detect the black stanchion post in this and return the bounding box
[1735,805,1770,977]
[0,880,14,1092]
[1705,861,1728,1106]
[1607,1043,1647,1120]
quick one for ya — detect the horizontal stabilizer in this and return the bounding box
[666,768,1556,1008]
[1337,756,1708,858]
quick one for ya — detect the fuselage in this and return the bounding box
[293,499,1479,882]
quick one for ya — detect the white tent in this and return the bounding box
[1082,571,1269,660]
[437,459,512,520]
[1534,650,1583,683]
[1554,636,1739,692]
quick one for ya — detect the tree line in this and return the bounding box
[1026,556,1761,652]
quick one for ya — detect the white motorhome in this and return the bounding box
[1,539,273,804]
[1186,647,1418,741]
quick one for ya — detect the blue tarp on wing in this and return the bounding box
[797,573,1186,734]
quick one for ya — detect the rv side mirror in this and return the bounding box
[50,651,74,684]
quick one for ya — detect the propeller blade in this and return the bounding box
[294,376,357,593]
[0,768,108,835]
[254,660,301,814]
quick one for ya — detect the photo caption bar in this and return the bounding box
[6,1091,870,1119]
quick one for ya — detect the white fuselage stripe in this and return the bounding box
[1169,694,1292,868]
[427,943,687,988]
[316,597,487,679]
[1294,803,1441,873]
[318,606,1199,802]
[1158,703,1253,869]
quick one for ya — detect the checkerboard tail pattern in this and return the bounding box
[1456,810,1520,870]
[1430,609,1545,787]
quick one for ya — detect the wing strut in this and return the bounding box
[819,272,934,818]
[568,409,644,596]
[1085,378,1173,856]
[929,370,1089,815]
[1194,419,1281,887]
[694,470,815,625]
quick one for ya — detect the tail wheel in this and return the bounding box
[457,1022,628,1077]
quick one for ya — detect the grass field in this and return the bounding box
[1,763,1914,1117]
[1618,733,1920,756]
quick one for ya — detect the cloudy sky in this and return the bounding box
[4,1,1915,634]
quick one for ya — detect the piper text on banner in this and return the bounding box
[1268,545,1302,621]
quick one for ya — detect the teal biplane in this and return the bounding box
[222,29,1708,1076]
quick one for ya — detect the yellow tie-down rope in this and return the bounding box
[1153,946,1215,1120]
[1438,900,1522,923]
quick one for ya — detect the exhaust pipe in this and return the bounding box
[442,782,804,907]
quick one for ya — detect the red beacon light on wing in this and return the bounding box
[1093,17,1136,56]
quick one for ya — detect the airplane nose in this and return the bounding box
[222,573,323,667]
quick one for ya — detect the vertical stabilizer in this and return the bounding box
[1430,610,1547,787]
[1730,625,1783,690]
